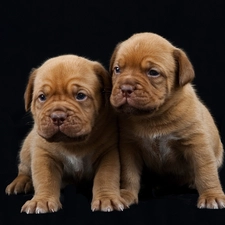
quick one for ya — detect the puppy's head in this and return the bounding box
[110,32,195,116]
[24,55,110,142]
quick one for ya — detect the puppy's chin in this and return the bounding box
[39,132,89,143]
[115,103,155,116]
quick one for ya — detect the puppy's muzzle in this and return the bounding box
[50,111,67,126]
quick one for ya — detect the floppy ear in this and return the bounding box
[24,69,37,111]
[93,62,112,102]
[109,43,121,75]
[173,48,195,86]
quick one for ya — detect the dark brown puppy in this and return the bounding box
[6,55,125,213]
[110,32,225,209]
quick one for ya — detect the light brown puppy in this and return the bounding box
[6,55,125,213]
[110,32,225,209]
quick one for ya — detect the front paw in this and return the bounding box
[5,175,33,195]
[120,189,138,207]
[197,192,225,209]
[21,196,62,214]
[91,193,126,212]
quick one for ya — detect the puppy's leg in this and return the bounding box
[21,148,63,214]
[189,143,225,209]
[91,149,126,212]
[119,142,142,207]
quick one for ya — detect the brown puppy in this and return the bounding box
[5,55,125,213]
[110,32,225,209]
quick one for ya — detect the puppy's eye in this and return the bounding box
[114,66,121,74]
[76,92,87,101]
[147,69,160,77]
[38,94,46,102]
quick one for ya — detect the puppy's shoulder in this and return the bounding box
[21,128,37,149]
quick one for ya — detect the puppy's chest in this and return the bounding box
[62,154,93,178]
[141,134,180,164]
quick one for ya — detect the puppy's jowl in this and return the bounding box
[6,55,125,213]
[110,32,225,209]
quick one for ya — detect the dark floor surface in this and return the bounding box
[2,172,225,225]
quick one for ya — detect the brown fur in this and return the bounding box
[5,55,126,213]
[110,32,225,209]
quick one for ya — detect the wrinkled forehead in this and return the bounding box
[33,60,100,93]
[115,35,175,68]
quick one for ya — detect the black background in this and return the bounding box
[1,0,225,224]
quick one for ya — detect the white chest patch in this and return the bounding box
[62,154,93,178]
[142,134,180,161]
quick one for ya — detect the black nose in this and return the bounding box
[120,84,135,96]
[50,111,67,126]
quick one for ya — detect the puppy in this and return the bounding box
[110,32,225,209]
[5,55,125,213]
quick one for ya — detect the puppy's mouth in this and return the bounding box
[44,132,89,143]
[37,111,92,142]
[111,86,156,115]
[116,103,155,115]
